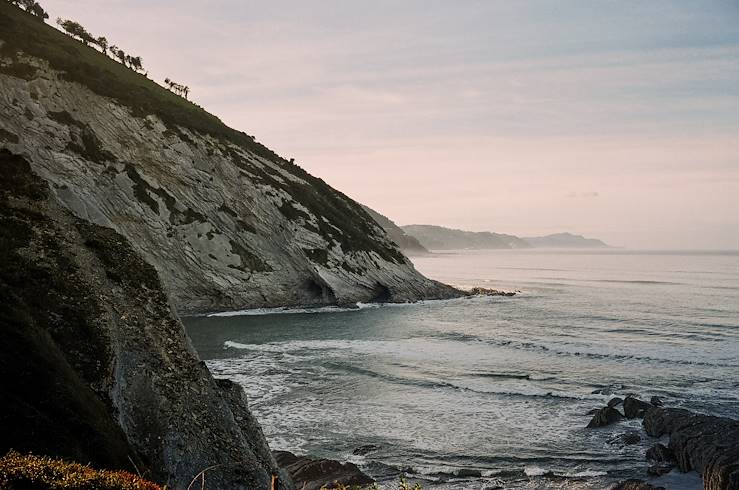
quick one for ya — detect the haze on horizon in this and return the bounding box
[42,0,739,249]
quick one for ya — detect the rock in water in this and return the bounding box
[650,396,664,407]
[623,396,653,419]
[0,149,292,490]
[643,408,739,490]
[273,451,374,490]
[0,4,459,314]
[587,406,624,428]
[608,397,625,407]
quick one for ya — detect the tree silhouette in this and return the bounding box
[96,36,108,54]
[116,49,126,65]
[17,0,48,21]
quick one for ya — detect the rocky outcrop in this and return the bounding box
[0,149,292,489]
[273,451,374,490]
[0,2,459,315]
[623,395,653,419]
[643,408,739,490]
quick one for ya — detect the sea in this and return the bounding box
[184,249,739,489]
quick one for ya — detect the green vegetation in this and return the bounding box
[0,1,281,161]
[6,0,47,21]
[0,451,160,490]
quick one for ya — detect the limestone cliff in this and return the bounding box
[0,148,292,490]
[0,3,458,314]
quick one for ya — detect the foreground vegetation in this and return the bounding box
[320,478,422,490]
[0,452,161,490]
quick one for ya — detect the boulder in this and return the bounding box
[352,444,382,456]
[643,408,739,490]
[608,397,625,408]
[623,396,653,419]
[587,407,624,428]
[274,451,374,490]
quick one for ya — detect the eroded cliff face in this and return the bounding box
[0,149,292,489]
[0,62,457,314]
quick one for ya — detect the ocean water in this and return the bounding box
[184,249,739,489]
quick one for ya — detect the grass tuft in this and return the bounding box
[0,451,161,490]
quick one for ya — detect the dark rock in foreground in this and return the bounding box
[611,479,664,490]
[643,408,739,490]
[587,406,624,428]
[0,150,292,490]
[274,451,374,490]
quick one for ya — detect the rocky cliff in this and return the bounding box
[0,148,292,489]
[0,2,458,315]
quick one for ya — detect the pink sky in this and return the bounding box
[43,1,739,249]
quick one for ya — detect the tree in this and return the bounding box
[129,56,143,72]
[96,36,108,54]
[17,0,48,21]
[183,86,189,99]
[116,49,126,65]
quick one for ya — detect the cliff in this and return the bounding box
[362,205,429,254]
[402,224,530,250]
[0,2,458,315]
[0,148,292,489]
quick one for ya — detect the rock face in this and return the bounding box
[643,408,739,490]
[273,451,374,490]
[623,395,653,419]
[0,149,292,490]
[611,480,664,490]
[0,2,459,315]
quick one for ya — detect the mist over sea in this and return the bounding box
[185,249,739,489]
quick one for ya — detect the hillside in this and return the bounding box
[523,232,610,248]
[362,205,429,254]
[0,3,458,314]
[402,224,530,250]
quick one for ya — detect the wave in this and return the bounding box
[428,331,739,368]
[208,303,380,317]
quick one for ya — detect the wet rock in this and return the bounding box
[608,397,625,408]
[611,479,664,490]
[643,408,739,490]
[352,444,382,456]
[608,432,641,446]
[586,408,601,415]
[587,406,624,428]
[274,450,374,490]
[646,443,674,463]
[623,396,653,419]
[650,396,664,407]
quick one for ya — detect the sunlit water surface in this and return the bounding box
[184,249,739,489]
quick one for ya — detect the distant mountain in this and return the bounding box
[401,224,530,250]
[523,233,610,248]
[362,206,429,254]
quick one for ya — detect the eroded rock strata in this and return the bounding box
[0,149,293,490]
[0,3,459,314]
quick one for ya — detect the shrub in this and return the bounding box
[0,451,161,490]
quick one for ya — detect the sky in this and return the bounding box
[42,1,739,249]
